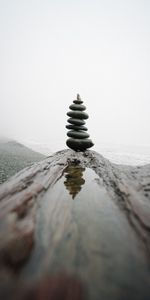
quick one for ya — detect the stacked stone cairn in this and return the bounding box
[66,94,94,151]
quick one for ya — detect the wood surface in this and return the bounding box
[0,149,150,300]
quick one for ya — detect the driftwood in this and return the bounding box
[0,149,150,300]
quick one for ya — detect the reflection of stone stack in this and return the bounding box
[64,165,85,199]
[66,94,94,151]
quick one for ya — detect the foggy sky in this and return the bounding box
[0,0,150,152]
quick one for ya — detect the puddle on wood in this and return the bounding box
[63,165,86,199]
[22,164,150,300]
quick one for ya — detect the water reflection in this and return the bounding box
[63,164,85,199]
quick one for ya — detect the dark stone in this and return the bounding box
[69,104,86,111]
[67,131,90,139]
[66,138,94,151]
[73,100,83,104]
[67,111,89,120]
[66,125,88,131]
[67,118,85,126]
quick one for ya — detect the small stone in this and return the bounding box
[66,138,94,151]
[67,111,89,120]
[66,125,88,131]
[69,104,86,111]
[73,100,83,104]
[67,131,89,139]
[67,118,85,126]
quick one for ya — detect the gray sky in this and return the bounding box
[0,0,150,152]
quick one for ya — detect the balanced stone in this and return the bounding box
[73,94,83,105]
[68,118,85,126]
[69,104,86,111]
[67,111,89,119]
[66,138,94,151]
[73,100,83,104]
[66,124,88,131]
[67,131,89,139]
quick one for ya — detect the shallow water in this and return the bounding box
[22,164,150,300]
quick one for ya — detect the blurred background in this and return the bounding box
[0,0,150,165]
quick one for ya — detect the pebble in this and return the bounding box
[69,104,86,111]
[66,138,94,151]
[73,100,83,104]
[67,118,85,126]
[67,111,89,119]
[67,131,90,139]
[66,125,88,131]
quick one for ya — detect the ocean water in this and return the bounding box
[98,145,150,166]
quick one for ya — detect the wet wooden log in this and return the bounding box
[0,149,150,300]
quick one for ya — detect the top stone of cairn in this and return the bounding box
[73,94,83,104]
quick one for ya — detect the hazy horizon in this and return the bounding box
[0,0,150,152]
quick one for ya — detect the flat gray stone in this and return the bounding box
[66,124,88,131]
[67,131,90,139]
[67,111,89,119]
[67,118,85,126]
[66,138,94,151]
[69,104,86,111]
[73,100,83,104]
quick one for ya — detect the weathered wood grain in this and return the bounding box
[0,149,150,300]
